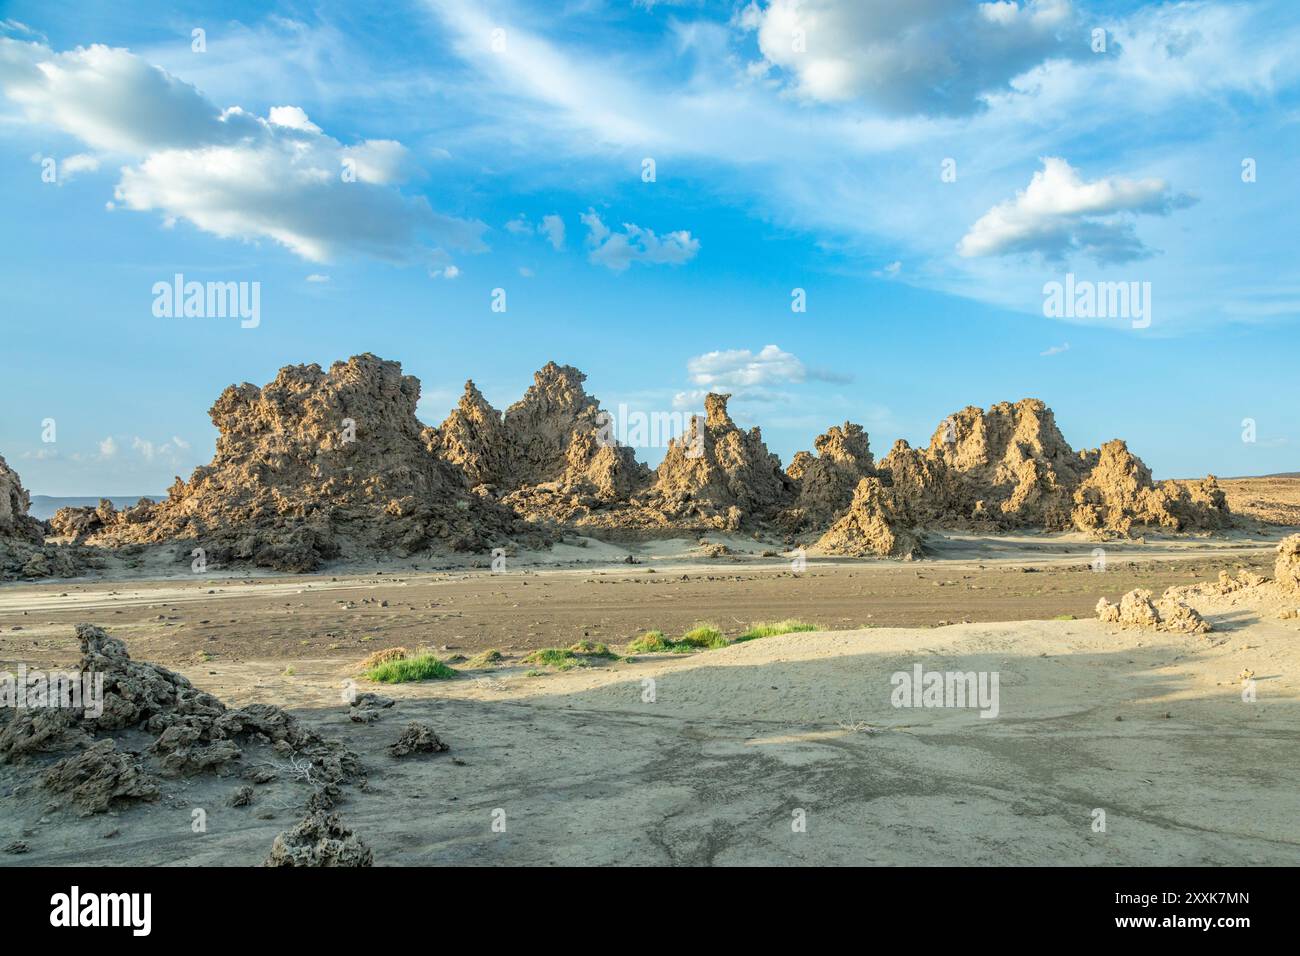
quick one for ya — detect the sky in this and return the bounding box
[0,0,1296,496]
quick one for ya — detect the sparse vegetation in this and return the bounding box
[466,648,504,667]
[624,624,728,654]
[525,641,619,670]
[733,620,817,643]
[625,630,670,653]
[359,646,408,670]
[364,652,458,683]
[675,625,727,649]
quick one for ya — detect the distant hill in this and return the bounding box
[28,495,166,521]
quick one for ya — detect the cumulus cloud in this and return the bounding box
[738,0,1076,115]
[580,209,699,272]
[97,436,117,458]
[0,38,481,263]
[685,344,851,399]
[1040,342,1070,356]
[957,157,1194,263]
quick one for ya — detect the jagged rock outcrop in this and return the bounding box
[1072,440,1229,534]
[812,477,920,558]
[80,354,544,570]
[646,393,794,529]
[783,423,876,529]
[924,399,1082,529]
[0,454,102,580]
[1,454,43,544]
[433,381,512,489]
[435,363,649,505]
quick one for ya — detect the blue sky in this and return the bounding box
[1,0,1296,496]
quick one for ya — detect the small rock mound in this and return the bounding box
[1096,587,1211,634]
[387,721,449,757]
[264,811,373,867]
[0,624,360,815]
[1276,534,1300,594]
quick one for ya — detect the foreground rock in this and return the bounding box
[0,624,360,815]
[1277,534,1300,594]
[387,721,449,757]
[1096,587,1211,635]
[264,811,373,867]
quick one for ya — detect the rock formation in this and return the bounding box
[784,423,876,530]
[1095,587,1211,634]
[1277,534,1300,594]
[77,354,545,571]
[813,477,920,558]
[646,393,793,530]
[0,624,360,816]
[0,454,102,580]
[10,355,1239,570]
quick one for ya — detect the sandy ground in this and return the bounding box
[0,530,1287,668]
[2,526,1298,866]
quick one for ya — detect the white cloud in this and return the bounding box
[739,0,1076,115]
[874,260,901,279]
[957,157,1193,263]
[581,209,699,272]
[1040,342,1070,356]
[98,436,117,458]
[306,273,330,283]
[685,344,851,398]
[0,38,482,263]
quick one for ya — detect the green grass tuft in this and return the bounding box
[365,652,458,683]
[675,625,727,649]
[526,641,620,670]
[733,620,818,643]
[625,631,670,654]
[466,649,504,667]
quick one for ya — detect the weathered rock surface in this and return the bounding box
[79,354,545,570]
[1276,534,1300,594]
[784,423,876,530]
[0,454,102,580]
[0,624,360,815]
[264,811,373,867]
[812,477,920,558]
[1096,587,1211,634]
[387,721,449,757]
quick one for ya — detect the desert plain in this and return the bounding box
[3,522,1300,867]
